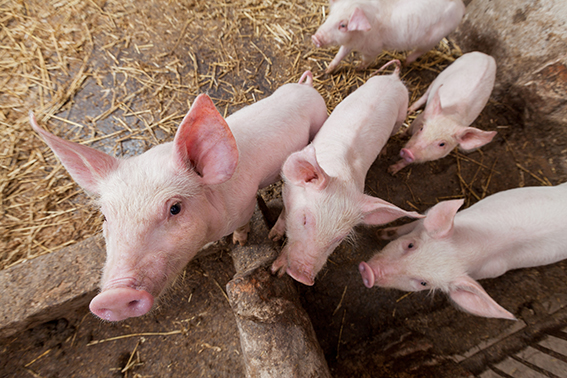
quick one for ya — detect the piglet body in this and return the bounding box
[270,61,423,286]
[31,73,327,321]
[359,183,567,320]
[390,52,497,174]
[313,0,465,73]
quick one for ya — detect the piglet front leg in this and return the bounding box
[327,45,352,74]
[233,223,251,246]
[268,208,286,241]
[388,158,411,175]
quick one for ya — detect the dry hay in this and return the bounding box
[0,0,462,270]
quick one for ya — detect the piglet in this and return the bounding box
[359,183,567,320]
[312,0,465,73]
[30,71,328,321]
[389,52,497,174]
[269,60,423,286]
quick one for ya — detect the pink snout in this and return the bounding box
[89,287,154,321]
[312,34,323,48]
[399,148,415,163]
[359,262,375,288]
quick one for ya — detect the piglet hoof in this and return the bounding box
[388,162,404,175]
[325,64,338,74]
[270,257,287,277]
[232,234,248,246]
[268,228,283,242]
[232,224,250,246]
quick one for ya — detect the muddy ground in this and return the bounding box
[2,0,567,377]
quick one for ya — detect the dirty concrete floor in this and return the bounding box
[2,0,567,377]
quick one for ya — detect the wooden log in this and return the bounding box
[227,202,331,378]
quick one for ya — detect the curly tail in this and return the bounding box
[298,70,314,86]
[370,60,401,77]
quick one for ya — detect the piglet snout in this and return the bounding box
[359,262,375,288]
[89,287,154,321]
[400,148,415,163]
[312,34,323,48]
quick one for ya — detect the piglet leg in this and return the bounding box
[388,159,410,175]
[233,223,251,246]
[268,208,286,241]
[326,45,352,74]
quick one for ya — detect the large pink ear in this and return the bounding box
[423,86,443,120]
[423,199,464,239]
[361,195,424,225]
[174,94,238,185]
[449,275,516,320]
[30,112,118,194]
[348,7,371,31]
[457,127,497,151]
[282,144,328,190]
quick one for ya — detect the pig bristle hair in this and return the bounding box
[313,181,365,245]
[343,229,359,246]
[98,145,202,223]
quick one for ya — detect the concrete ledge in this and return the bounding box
[0,235,106,339]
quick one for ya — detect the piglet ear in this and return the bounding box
[348,7,371,31]
[423,86,443,120]
[423,199,463,239]
[361,195,424,226]
[174,94,238,185]
[457,127,497,151]
[30,112,118,194]
[282,145,328,190]
[449,275,516,320]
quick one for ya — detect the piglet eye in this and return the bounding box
[408,243,414,249]
[420,281,427,287]
[170,202,182,215]
[439,142,446,147]
[339,22,347,30]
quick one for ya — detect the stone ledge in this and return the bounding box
[0,235,106,339]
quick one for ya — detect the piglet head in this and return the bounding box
[360,199,463,291]
[400,88,497,167]
[31,94,239,321]
[360,198,516,320]
[312,4,372,48]
[272,145,423,286]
